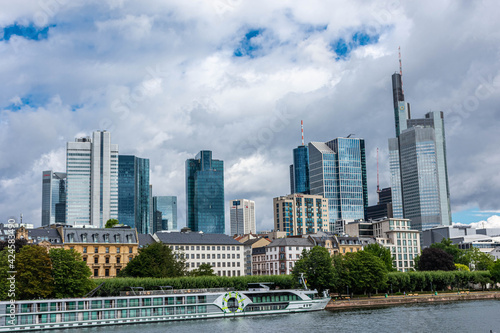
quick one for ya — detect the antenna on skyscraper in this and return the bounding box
[377,148,381,194]
[301,120,304,146]
[399,46,404,95]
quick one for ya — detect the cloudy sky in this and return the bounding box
[1,0,500,232]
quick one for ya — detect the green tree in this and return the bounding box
[363,243,394,272]
[455,263,470,271]
[489,260,500,284]
[119,242,187,278]
[463,248,494,271]
[344,251,388,295]
[49,248,94,298]
[105,219,119,228]
[430,238,467,265]
[15,245,54,300]
[190,263,216,277]
[292,246,336,293]
[0,238,28,253]
[418,248,455,271]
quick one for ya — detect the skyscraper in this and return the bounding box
[289,120,310,194]
[186,150,225,234]
[118,155,150,234]
[388,72,452,230]
[66,131,118,227]
[41,171,67,226]
[229,199,256,235]
[152,196,177,232]
[309,137,368,232]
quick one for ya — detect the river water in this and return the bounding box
[68,300,500,333]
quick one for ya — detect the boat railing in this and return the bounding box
[119,287,234,296]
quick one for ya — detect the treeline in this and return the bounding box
[94,275,295,297]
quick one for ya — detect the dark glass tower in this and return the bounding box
[289,145,310,194]
[186,151,225,234]
[118,155,150,234]
[41,171,67,226]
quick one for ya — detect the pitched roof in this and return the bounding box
[267,237,314,247]
[138,234,156,247]
[155,231,242,246]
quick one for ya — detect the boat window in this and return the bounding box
[187,296,196,304]
[176,297,184,305]
[187,306,196,314]
[176,307,185,314]
[66,302,76,310]
[117,299,127,307]
[167,297,174,305]
[153,298,163,306]
[91,300,102,309]
[129,299,139,307]
[198,295,206,303]
[143,298,151,306]
[104,300,114,308]
[129,309,138,318]
[198,305,207,313]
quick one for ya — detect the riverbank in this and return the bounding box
[326,291,500,310]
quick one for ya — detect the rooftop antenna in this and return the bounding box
[347,134,355,138]
[301,120,304,146]
[399,46,404,95]
[377,148,381,194]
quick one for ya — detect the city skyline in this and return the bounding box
[2,2,500,232]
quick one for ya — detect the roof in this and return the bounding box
[63,228,138,244]
[243,237,270,246]
[155,231,242,246]
[267,237,314,247]
[138,234,156,247]
[29,228,63,244]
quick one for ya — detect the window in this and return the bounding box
[93,234,99,243]
[105,269,109,277]
[105,257,110,264]
[116,247,120,253]
[129,247,132,254]
[105,247,109,253]
[83,247,87,253]
[94,269,98,277]
[129,256,133,262]
[104,234,109,243]
[83,256,87,262]
[116,257,120,264]
[81,234,87,242]
[94,257,99,264]
[94,247,98,253]
[114,235,121,243]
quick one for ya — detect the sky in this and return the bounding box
[1,0,500,232]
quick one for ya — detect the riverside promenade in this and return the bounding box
[326,291,500,310]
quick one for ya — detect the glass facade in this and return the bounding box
[186,151,224,234]
[290,145,310,194]
[229,199,255,235]
[309,138,367,232]
[153,196,177,232]
[41,171,67,226]
[118,155,150,234]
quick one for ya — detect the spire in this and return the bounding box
[301,120,304,146]
[399,46,404,95]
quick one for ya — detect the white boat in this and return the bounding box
[0,282,330,331]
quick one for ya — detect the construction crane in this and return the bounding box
[377,148,381,193]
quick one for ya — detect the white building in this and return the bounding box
[373,218,420,272]
[66,131,118,227]
[229,199,256,235]
[263,237,314,275]
[154,230,245,277]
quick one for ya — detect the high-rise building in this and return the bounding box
[273,193,329,236]
[152,196,177,232]
[388,72,451,230]
[185,150,224,234]
[118,155,150,234]
[289,120,310,194]
[229,199,255,235]
[41,171,67,226]
[309,138,368,232]
[66,131,118,227]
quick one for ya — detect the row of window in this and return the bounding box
[82,246,134,254]
[171,245,240,251]
[67,233,135,243]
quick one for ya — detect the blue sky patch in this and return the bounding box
[331,29,380,60]
[233,29,265,58]
[4,95,48,111]
[1,23,51,41]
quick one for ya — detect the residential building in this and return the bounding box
[154,230,244,277]
[118,155,150,234]
[308,234,338,256]
[242,237,271,276]
[41,171,67,226]
[373,218,420,272]
[65,131,118,227]
[309,137,368,232]
[335,236,363,255]
[273,193,329,236]
[185,150,225,234]
[252,246,266,275]
[229,199,256,235]
[263,237,314,275]
[152,196,178,233]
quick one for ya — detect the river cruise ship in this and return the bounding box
[0,283,330,331]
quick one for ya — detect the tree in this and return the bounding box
[15,245,54,300]
[489,260,500,284]
[190,263,216,277]
[105,219,119,228]
[455,263,470,271]
[291,246,336,293]
[343,251,388,295]
[363,243,394,272]
[119,242,187,278]
[418,248,455,271]
[430,238,467,265]
[463,248,494,271]
[0,238,28,253]
[49,248,94,298]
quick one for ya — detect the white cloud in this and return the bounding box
[455,216,500,230]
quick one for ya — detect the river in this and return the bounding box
[68,300,500,333]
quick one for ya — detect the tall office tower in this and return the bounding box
[289,121,310,194]
[229,199,256,235]
[389,71,452,230]
[273,193,329,236]
[152,196,178,232]
[66,131,118,227]
[186,150,225,234]
[309,137,368,232]
[41,171,67,226]
[118,155,150,234]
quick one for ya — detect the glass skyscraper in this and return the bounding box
[388,72,451,230]
[186,150,224,234]
[118,155,150,234]
[66,131,118,227]
[289,145,310,194]
[309,138,368,232]
[41,171,67,226]
[152,196,177,232]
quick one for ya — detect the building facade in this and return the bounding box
[273,193,329,236]
[289,145,310,194]
[229,199,256,235]
[152,196,178,233]
[41,171,67,226]
[263,238,314,275]
[66,131,118,227]
[118,155,150,234]
[185,151,225,234]
[309,138,368,231]
[154,231,244,277]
